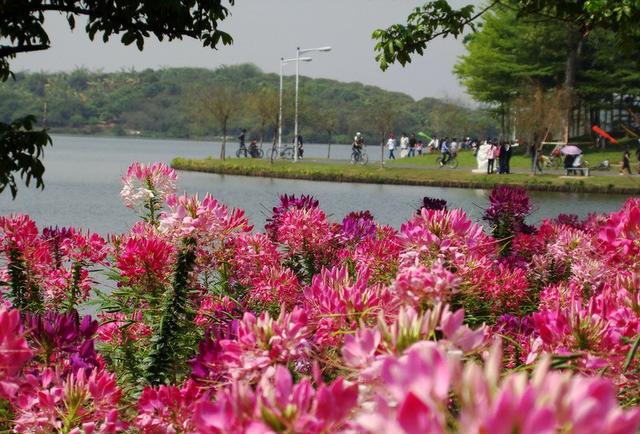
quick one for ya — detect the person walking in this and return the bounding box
[387,134,396,160]
[238,128,247,157]
[417,140,424,156]
[505,142,513,174]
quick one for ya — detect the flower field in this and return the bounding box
[0,162,639,433]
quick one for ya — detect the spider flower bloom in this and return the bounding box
[417,196,448,213]
[218,307,310,380]
[159,193,250,242]
[265,194,319,240]
[115,234,175,287]
[304,266,395,347]
[25,311,100,371]
[13,367,126,433]
[393,261,460,305]
[135,380,201,433]
[0,307,32,398]
[340,210,377,245]
[276,206,334,255]
[121,162,177,211]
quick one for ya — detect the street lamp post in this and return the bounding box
[293,46,331,162]
[279,57,311,154]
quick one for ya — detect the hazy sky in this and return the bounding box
[10,0,481,102]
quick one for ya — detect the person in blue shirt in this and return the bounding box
[440,139,450,166]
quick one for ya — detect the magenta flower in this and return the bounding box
[265,194,319,240]
[0,307,32,399]
[135,380,202,433]
[115,233,175,286]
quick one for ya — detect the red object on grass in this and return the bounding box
[592,125,618,144]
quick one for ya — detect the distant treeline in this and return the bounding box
[0,64,498,143]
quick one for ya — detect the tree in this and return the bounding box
[316,109,338,159]
[250,86,279,147]
[196,86,243,160]
[453,5,640,141]
[364,98,397,167]
[373,0,640,141]
[0,0,235,196]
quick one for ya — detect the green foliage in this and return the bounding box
[0,66,498,144]
[144,238,198,386]
[7,247,43,312]
[0,115,51,198]
[374,0,640,71]
[0,0,235,198]
[0,0,235,81]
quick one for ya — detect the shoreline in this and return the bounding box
[172,158,640,195]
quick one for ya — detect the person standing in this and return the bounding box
[622,149,632,175]
[238,128,247,157]
[408,133,417,157]
[387,134,397,160]
[530,142,543,174]
[450,137,458,156]
[417,140,424,156]
[400,133,409,158]
[505,142,513,174]
[296,135,304,159]
[487,141,498,174]
[498,142,508,174]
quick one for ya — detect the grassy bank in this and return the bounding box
[172,157,640,194]
[387,149,626,170]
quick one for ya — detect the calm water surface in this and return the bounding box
[0,135,631,234]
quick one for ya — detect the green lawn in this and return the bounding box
[386,149,627,170]
[172,156,640,194]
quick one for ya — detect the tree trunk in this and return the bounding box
[270,129,276,165]
[380,132,385,168]
[500,102,506,140]
[562,28,584,143]
[327,131,332,159]
[221,119,227,160]
[260,120,265,147]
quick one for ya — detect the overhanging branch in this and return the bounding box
[0,44,50,59]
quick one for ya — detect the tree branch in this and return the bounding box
[422,0,501,44]
[0,44,50,58]
[32,4,90,15]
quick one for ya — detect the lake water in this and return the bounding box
[0,135,632,234]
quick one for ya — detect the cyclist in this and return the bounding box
[353,132,365,159]
[440,139,451,166]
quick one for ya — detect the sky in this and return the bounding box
[10,0,482,102]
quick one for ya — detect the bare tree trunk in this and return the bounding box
[380,132,385,168]
[270,130,276,165]
[221,119,227,161]
[562,28,584,143]
[260,120,265,147]
[327,131,332,159]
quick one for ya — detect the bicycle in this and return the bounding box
[236,145,263,159]
[436,152,459,169]
[350,147,369,165]
[540,154,562,169]
[270,144,294,161]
